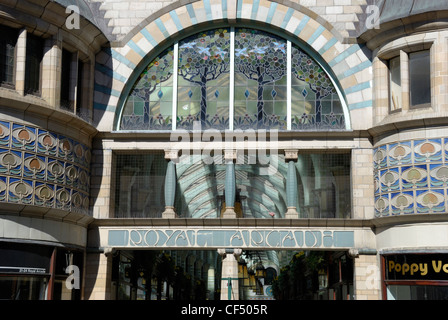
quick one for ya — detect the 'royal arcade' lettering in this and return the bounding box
[107,228,354,249]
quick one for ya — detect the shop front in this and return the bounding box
[382,253,448,300]
[0,242,83,300]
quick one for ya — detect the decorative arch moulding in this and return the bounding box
[92,0,373,131]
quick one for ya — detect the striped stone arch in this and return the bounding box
[93,0,372,132]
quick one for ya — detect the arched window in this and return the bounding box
[119,27,347,131]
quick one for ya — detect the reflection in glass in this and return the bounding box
[389,56,402,111]
[114,152,351,219]
[410,50,431,108]
[114,153,170,218]
[0,276,47,300]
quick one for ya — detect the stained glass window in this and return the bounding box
[119,27,347,131]
[121,48,174,130]
[177,29,231,130]
[234,29,287,130]
[291,44,345,130]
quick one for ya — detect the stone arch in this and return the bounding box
[93,0,372,131]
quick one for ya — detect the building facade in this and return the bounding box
[1,0,448,300]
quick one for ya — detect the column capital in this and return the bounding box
[164,149,179,162]
[224,149,237,162]
[284,149,299,161]
[217,248,242,258]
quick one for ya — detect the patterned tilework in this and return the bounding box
[374,138,448,217]
[0,121,91,215]
[93,0,373,131]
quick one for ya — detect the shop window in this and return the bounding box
[0,276,47,300]
[25,33,44,96]
[383,254,448,300]
[0,25,18,88]
[389,56,401,112]
[409,50,431,108]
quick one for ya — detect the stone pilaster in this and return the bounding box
[41,30,62,107]
[84,250,113,300]
[350,250,381,300]
[218,248,242,300]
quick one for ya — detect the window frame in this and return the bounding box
[385,46,433,114]
[0,25,18,89]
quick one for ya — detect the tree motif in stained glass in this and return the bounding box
[178,29,231,130]
[234,29,287,130]
[291,45,345,130]
[121,48,174,130]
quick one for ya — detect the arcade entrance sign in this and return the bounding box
[105,227,355,250]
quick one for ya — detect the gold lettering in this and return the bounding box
[432,260,442,273]
[443,264,448,273]
[410,263,418,275]
[389,261,395,273]
[402,263,410,275]
[420,263,428,276]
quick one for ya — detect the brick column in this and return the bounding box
[351,147,375,219]
[350,250,381,300]
[91,144,113,218]
[84,249,114,300]
[218,248,242,300]
[15,28,27,96]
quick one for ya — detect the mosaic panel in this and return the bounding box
[374,137,448,217]
[0,121,91,215]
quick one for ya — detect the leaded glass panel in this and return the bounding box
[177,29,231,130]
[119,27,347,132]
[121,48,174,130]
[291,44,345,130]
[234,29,287,130]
